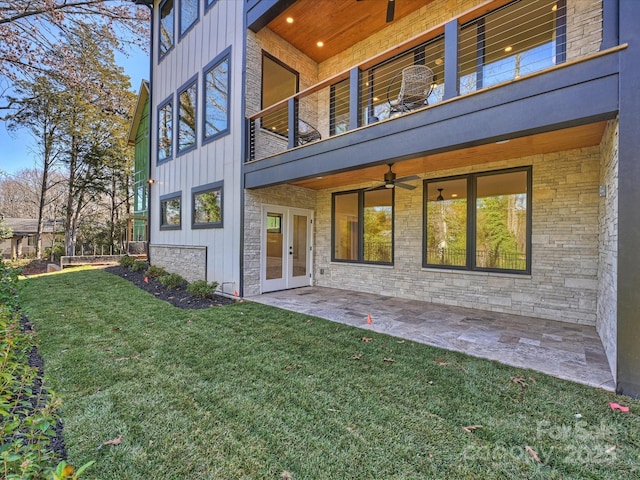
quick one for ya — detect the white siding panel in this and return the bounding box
[151,0,243,288]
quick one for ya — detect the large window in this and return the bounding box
[179,0,199,38]
[203,52,230,143]
[459,0,564,93]
[160,193,181,230]
[425,168,531,273]
[192,182,223,228]
[333,189,394,264]
[159,0,174,58]
[261,53,298,136]
[157,97,173,163]
[177,77,197,154]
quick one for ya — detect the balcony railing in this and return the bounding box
[247,0,603,163]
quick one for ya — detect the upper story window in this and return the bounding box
[424,167,531,273]
[157,96,173,163]
[159,0,174,58]
[459,0,565,93]
[261,53,298,137]
[160,192,182,230]
[177,77,197,154]
[333,188,394,265]
[205,0,217,13]
[203,51,230,143]
[192,181,223,228]
[179,0,199,39]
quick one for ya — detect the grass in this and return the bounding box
[18,268,640,479]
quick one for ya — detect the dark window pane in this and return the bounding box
[204,58,229,139]
[159,0,174,56]
[475,171,528,271]
[180,0,198,36]
[194,189,222,224]
[363,189,393,263]
[158,102,173,161]
[426,178,467,266]
[161,197,181,226]
[262,55,297,136]
[178,83,196,152]
[333,192,359,261]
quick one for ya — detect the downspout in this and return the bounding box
[143,1,154,264]
[239,2,248,298]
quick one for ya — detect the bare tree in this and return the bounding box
[0,1,149,91]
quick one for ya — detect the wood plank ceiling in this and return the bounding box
[267,0,433,63]
[290,122,608,190]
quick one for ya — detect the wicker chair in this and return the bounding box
[297,118,321,146]
[388,65,434,114]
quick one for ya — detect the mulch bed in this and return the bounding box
[104,266,238,309]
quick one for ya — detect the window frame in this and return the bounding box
[260,52,299,137]
[204,0,217,14]
[177,75,198,156]
[202,48,231,145]
[331,188,395,266]
[191,181,223,229]
[423,166,532,274]
[157,95,174,164]
[178,0,199,40]
[160,192,182,231]
[158,0,175,61]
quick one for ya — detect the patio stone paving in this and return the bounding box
[248,286,615,391]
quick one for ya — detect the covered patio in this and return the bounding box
[248,286,615,391]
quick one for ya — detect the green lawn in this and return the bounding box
[19,268,640,479]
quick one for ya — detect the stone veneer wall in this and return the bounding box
[149,245,207,283]
[597,120,618,378]
[312,147,601,325]
[243,185,317,296]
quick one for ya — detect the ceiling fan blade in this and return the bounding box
[395,182,416,190]
[386,0,395,22]
[364,183,385,191]
[395,174,420,183]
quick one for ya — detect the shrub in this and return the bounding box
[131,260,149,272]
[119,255,136,268]
[159,273,186,290]
[187,280,219,299]
[44,244,65,262]
[146,264,168,279]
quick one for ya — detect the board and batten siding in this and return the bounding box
[149,0,244,292]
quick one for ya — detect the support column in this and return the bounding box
[616,0,640,397]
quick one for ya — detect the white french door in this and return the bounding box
[261,206,313,293]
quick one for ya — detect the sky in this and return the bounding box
[0,47,150,176]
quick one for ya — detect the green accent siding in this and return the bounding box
[133,99,150,241]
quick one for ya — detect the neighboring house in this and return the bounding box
[0,218,63,259]
[127,80,150,245]
[148,0,640,396]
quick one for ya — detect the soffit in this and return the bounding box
[267,0,435,63]
[290,122,608,190]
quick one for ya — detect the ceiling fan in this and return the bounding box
[366,163,419,190]
[357,0,396,23]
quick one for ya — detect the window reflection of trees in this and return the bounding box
[178,83,196,152]
[194,190,222,224]
[204,58,229,139]
[426,170,529,272]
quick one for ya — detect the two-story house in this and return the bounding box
[147,0,639,397]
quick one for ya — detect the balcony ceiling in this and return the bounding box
[267,0,434,63]
[290,122,608,190]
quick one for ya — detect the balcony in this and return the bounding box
[245,0,619,188]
